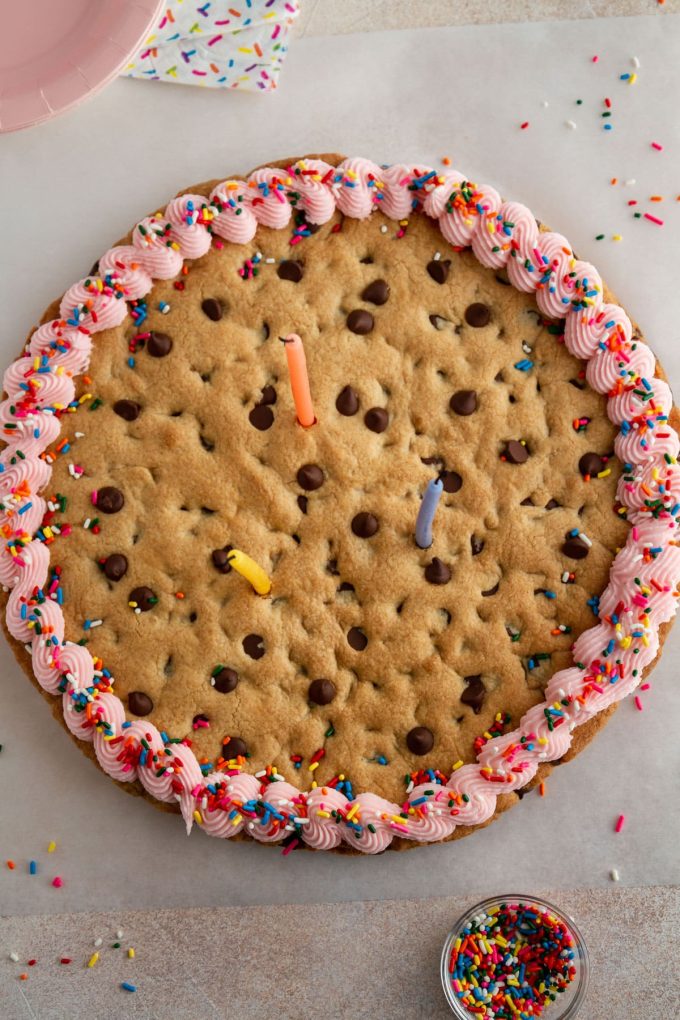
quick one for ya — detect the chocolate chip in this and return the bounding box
[440,471,462,494]
[406,726,434,755]
[424,557,451,585]
[482,581,500,597]
[326,559,340,576]
[351,512,379,538]
[89,260,100,276]
[128,691,153,716]
[277,260,304,282]
[520,496,535,506]
[242,634,265,660]
[361,279,390,305]
[297,495,308,514]
[338,581,355,593]
[297,464,324,490]
[347,626,368,651]
[450,390,478,416]
[96,486,124,514]
[259,385,277,406]
[471,536,484,556]
[129,586,157,612]
[421,456,443,466]
[464,302,491,328]
[308,678,336,705]
[113,399,141,421]
[222,736,247,759]
[249,404,274,431]
[461,675,486,713]
[579,452,605,478]
[336,385,359,416]
[364,407,388,433]
[347,309,374,334]
[426,259,451,284]
[213,667,239,693]
[429,314,450,330]
[212,546,233,573]
[360,255,374,264]
[201,298,223,321]
[146,331,173,357]
[545,499,561,510]
[102,553,128,581]
[562,536,590,559]
[503,440,529,464]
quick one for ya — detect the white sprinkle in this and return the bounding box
[433,251,441,261]
[255,769,267,778]
[541,100,549,108]
[94,937,103,948]
[610,868,620,882]
[265,257,276,265]
[522,342,532,354]
[134,607,141,615]
[561,571,570,583]
[9,951,19,962]
[75,431,85,439]
[83,518,91,530]
[380,225,388,234]
[116,929,124,939]
[88,619,103,629]
[579,531,593,548]
[625,178,636,187]
[255,251,262,260]
[566,120,577,130]
[631,56,640,68]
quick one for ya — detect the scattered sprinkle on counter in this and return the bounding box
[445,901,578,1017]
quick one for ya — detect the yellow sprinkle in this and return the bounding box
[231,813,242,826]
[127,948,135,959]
[452,760,464,771]
[47,841,56,853]
[78,393,92,404]
[346,803,359,821]
[316,810,330,818]
[612,235,622,242]
[308,761,319,773]
[88,952,99,968]
[495,935,508,948]
[538,736,548,745]
[193,810,203,825]
[629,73,637,84]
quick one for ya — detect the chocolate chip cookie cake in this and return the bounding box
[2,153,678,853]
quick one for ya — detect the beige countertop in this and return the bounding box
[295,0,680,36]
[2,887,678,1019]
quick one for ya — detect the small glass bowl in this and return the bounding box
[440,894,589,1019]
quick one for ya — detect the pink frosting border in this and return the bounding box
[3,157,678,854]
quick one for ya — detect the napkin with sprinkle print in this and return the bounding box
[123,0,300,91]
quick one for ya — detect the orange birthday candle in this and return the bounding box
[281,333,315,427]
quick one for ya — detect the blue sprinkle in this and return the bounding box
[121,982,137,993]
[29,860,37,875]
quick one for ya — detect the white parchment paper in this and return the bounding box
[1,14,679,915]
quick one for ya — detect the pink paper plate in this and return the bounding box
[0,0,163,133]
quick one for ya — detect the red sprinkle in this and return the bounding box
[520,121,529,130]
[615,814,626,833]
[651,142,663,151]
